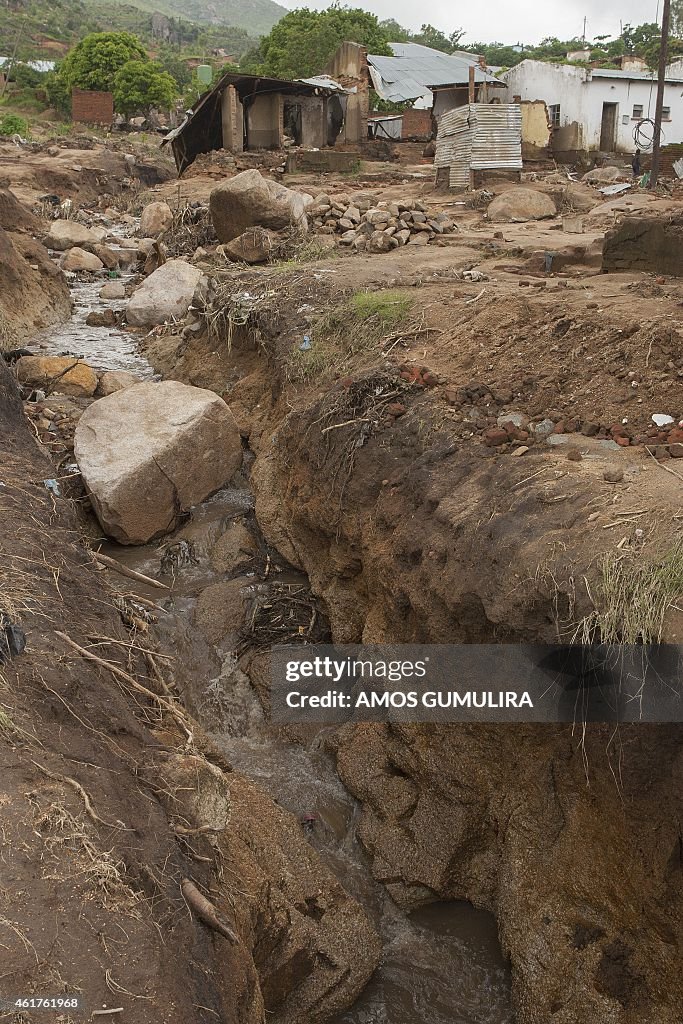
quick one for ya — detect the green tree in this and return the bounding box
[411,24,456,52]
[113,60,177,116]
[44,69,72,115]
[59,31,148,92]
[256,6,392,79]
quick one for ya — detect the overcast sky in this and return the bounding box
[283,0,662,45]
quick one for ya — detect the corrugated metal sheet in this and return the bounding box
[435,103,522,189]
[367,42,503,103]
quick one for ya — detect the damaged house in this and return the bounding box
[325,40,506,144]
[501,59,683,158]
[162,70,347,173]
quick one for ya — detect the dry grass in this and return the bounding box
[575,540,683,644]
[165,200,216,257]
[286,288,414,384]
[268,226,336,266]
[31,797,142,917]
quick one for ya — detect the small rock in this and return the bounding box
[652,413,675,427]
[85,309,117,327]
[566,448,582,461]
[669,443,683,458]
[139,201,173,238]
[60,247,104,273]
[100,281,126,300]
[484,427,509,446]
[603,465,624,483]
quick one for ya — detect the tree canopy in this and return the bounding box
[59,31,148,92]
[245,6,392,79]
[113,60,178,116]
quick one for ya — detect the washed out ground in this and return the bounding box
[1,128,683,1024]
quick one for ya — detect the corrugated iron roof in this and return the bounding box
[367,43,503,103]
[590,67,683,83]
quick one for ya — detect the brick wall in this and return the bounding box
[71,89,114,126]
[402,108,432,139]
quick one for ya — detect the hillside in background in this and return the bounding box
[0,0,284,60]
[110,0,286,34]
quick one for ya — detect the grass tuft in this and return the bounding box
[576,541,683,644]
[287,288,414,384]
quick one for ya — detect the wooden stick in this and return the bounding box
[181,878,239,945]
[55,631,191,738]
[92,551,170,591]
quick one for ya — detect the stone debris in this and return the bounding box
[60,247,104,273]
[487,188,556,223]
[74,380,243,544]
[139,201,173,238]
[15,355,98,397]
[125,259,204,327]
[306,191,456,251]
[209,169,309,243]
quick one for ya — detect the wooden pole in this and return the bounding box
[0,20,25,100]
[468,65,476,104]
[650,0,671,188]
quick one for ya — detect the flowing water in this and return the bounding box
[32,259,515,1024]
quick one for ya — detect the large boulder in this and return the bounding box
[223,226,276,264]
[487,188,556,223]
[45,220,107,251]
[582,165,624,184]
[125,259,203,327]
[60,247,104,272]
[74,381,243,544]
[15,355,98,397]
[209,169,308,243]
[139,201,173,238]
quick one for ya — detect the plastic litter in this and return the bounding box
[43,478,62,497]
[652,414,674,427]
[299,335,312,351]
[0,614,26,664]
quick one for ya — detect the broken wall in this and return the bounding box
[520,100,551,159]
[221,85,244,153]
[246,93,283,149]
[325,41,369,144]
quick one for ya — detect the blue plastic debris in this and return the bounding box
[43,479,62,497]
[299,335,312,351]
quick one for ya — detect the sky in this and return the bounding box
[281,0,662,46]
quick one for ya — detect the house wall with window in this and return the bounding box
[501,60,683,155]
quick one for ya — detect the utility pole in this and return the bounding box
[582,16,587,43]
[0,19,25,100]
[650,0,671,188]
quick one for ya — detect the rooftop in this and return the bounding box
[367,42,503,103]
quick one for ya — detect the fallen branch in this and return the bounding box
[181,877,239,944]
[92,551,170,591]
[55,631,192,739]
[644,446,683,484]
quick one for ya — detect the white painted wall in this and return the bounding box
[501,60,683,153]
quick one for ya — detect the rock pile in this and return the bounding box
[307,193,456,252]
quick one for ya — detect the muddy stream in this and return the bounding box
[36,267,514,1024]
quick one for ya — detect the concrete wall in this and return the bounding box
[71,88,114,125]
[299,95,325,148]
[246,93,282,149]
[221,85,243,153]
[502,60,683,154]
